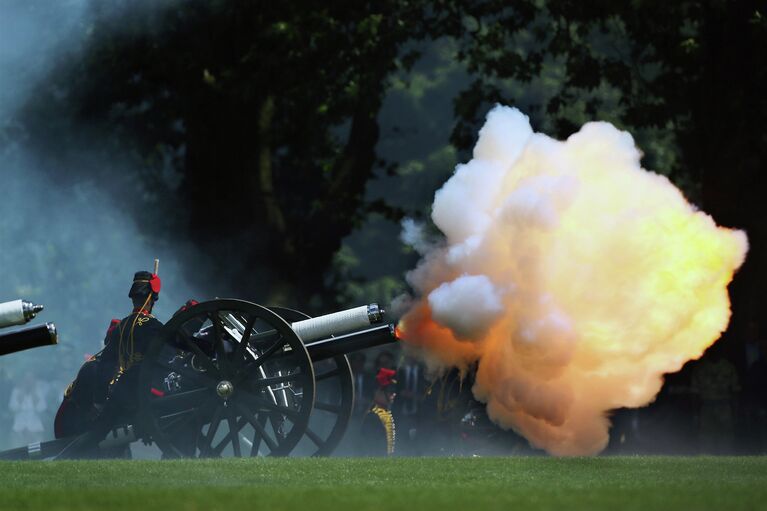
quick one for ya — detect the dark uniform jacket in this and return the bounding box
[54,312,163,438]
[360,405,396,456]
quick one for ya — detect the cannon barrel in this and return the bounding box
[226,303,388,345]
[0,323,58,356]
[222,303,398,360]
[305,323,397,362]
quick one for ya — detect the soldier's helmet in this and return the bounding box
[129,270,162,303]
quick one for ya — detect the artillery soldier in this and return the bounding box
[360,367,398,456]
[54,268,163,443]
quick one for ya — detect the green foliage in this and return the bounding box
[20,0,438,310]
[11,0,765,321]
[445,0,767,325]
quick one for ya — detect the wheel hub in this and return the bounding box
[216,380,234,399]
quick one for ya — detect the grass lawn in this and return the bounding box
[1,456,765,511]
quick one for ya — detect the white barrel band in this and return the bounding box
[0,300,25,328]
[291,305,372,343]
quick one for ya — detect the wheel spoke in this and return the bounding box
[304,427,325,448]
[181,333,220,376]
[269,413,287,442]
[249,336,286,369]
[226,406,242,457]
[235,402,278,452]
[237,388,301,420]
[250,415,268,456]
[209,312,233,377]
[234,315,257,365]
[200,405,225,457]
[211,416,246,456]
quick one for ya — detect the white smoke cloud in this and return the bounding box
[401,105,748,455]
[428,274,504,339]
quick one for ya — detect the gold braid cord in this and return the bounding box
[115,294,153,382]
[371,405,396,456]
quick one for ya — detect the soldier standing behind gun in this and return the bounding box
[54,267,163,441]
[359,368,398,456]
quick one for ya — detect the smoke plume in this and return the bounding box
[0,2,202,453]
[400,106,748,455]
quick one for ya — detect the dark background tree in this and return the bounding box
[444,0,767,354]
[19,0,431,308]
[6,0,765,345]
[19,0,765,318]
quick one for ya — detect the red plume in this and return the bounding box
[150,274,162,293]
[376,367,397,388]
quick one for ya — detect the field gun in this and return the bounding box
[0,299,57,356]
[1,299,397,460]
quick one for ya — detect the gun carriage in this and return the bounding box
[1,299,397,460]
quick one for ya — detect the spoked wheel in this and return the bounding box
[137,299,315,458]
[269,307,354,457]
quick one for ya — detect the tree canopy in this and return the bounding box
[11,0,766,323]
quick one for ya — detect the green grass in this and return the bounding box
[1,456,766,511]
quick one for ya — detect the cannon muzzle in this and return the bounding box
[0,323,58,356]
